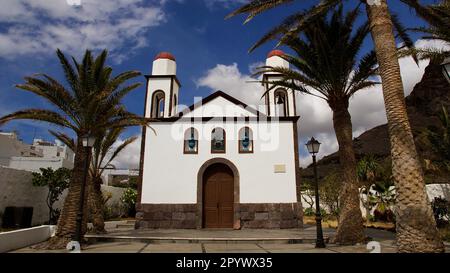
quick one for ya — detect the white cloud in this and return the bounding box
[0,0,166,62]
[203,0,248,9]
[109,135,142,169]
[196,63,263,108]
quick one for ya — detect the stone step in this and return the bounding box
[85,234,329,245]
[116,223,135,229]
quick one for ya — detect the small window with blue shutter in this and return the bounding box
[184,127,198,154]
[239,127,253,153]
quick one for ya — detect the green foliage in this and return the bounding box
[369,179,396,222]
[128,176,138,190]
[120,187,137,217]
[32,167,71,224]
[319,171,341,220]
[357,155,382,183]
[304,207,315,216]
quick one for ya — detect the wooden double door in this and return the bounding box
[202,163,234,228]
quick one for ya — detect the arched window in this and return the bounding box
[184,127,198,154]
[239,127,253,153]
[151,91,165,118]
[211,127,226,153]
[274,89,288,117]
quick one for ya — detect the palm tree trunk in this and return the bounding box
[88,176,106,234]
[47,138,89,249]
[365,0,444,252]
[331,102,366,244]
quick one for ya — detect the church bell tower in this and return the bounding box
[145,52,181,118]
[262,50,297,117]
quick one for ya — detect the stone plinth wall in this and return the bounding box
[136,202,303,229]
[239,203,302,229]
[136,204,197,229]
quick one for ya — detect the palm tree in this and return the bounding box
[0,49,147,248]
[228,0,444,252]
[254,6,378,244]
[51,128,138,234]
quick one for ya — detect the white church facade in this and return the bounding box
[136,50,303,229]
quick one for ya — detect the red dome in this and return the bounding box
[267,49,285,58]
[154,52,176,61]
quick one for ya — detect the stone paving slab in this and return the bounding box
[203,243,266,253]
[259,243,336,253]
[82,242,147,253]
[141,243,203,253]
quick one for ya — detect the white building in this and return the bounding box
[0,132,74,172]
[101,168,139,186]
[0,132,42,166]
[137,51,302,229]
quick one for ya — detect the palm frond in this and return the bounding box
[0,109,76,131]
[225,0,294,23]
[48,130,76,151]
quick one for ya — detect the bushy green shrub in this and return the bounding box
[120,188,137,217]
[304,207,315,216]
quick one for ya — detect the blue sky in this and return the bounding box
[0,0,442,167]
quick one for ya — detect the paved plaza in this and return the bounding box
[13,226,448,253]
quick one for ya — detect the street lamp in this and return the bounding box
[305,137,326,248]
[442,57,450,84]
[74,133,95,244]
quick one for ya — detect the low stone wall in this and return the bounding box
[0,225,56,253]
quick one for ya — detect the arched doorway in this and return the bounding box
[202,163,234,228]
[197,158,240,229]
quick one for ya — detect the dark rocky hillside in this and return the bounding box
[301,61,450,183]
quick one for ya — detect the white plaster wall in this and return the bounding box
[0,167,49,225]
[8,157,73,172]
[0,134,29,166]
[266,56,289,68]
[141,120,298,204]
[183,96,257,118]
[0,167,126,226]
[152,59,176,75]
[426,183,450,201]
